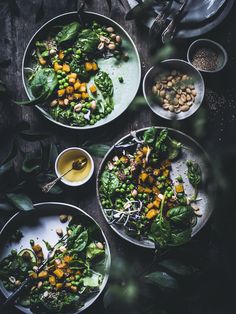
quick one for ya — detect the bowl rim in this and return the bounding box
[143,58,205,120]
[0,202,111,314]
[96,126,215,249]
[21,11,141,130]
[187,38,228,73]
[55,147,94,186]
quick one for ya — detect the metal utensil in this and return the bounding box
[161,0,187,44]
[3,234,68,310]
[77,0,86,26]
[148,0,173,46]
[42,157,87,193]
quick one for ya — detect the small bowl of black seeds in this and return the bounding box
[187,39,228,73]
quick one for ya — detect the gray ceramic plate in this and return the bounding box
[143,59,205,120]
[0,202,111,314]
[97,127,215,249]
[22,11,141,130]
[127,0,234,38]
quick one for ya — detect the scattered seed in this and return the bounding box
[56,228,63,237]
[59,214,68,223]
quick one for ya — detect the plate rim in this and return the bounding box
[21,11,142,130]
[96,126,215,249]
[0,202,111,314]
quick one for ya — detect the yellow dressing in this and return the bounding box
[57,150,91,183]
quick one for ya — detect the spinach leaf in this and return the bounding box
[73,230,88,252]
[94,71,113,100]
[149,215,171,248]
[168,228,192,247]
[100,170,119,197]
[56,22,81,46]
[84,144,111,157]
[76,28,99,55]
[143,127,157,144]
[149,192,170,248]
[14,68,57,106]
[186,160,202,200]
[158,259,194,277]
[167,206,194,224]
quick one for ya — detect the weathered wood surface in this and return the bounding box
[1,0,236,313]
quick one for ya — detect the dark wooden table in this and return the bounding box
[1,1,236,313]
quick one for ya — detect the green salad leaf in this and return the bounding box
[100,170,119,197]
[86,242,104,260]
[167,206,194,224]
[186,160,202,200]
[75,28,99,55]
[143,127,157,144]
[94,71,114,104]
[56,22,81,45]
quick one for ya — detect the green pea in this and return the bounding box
[68,48,73,52]
[64,50,68,54]
[62,71,66,76]
[96,115,100,120]
[57,75,62,79]
[120,188,125,193]
[59,85,64,89]
[70,102,76,106]
[157,176,162,181]
[129,184,135,190]
[64,83,69,87]
[90,119,95,125]
[107,107,112,113]
[161,175,166,180]
[122,183,126,188]
[82,108,87,113]
[57,70,62,74]
[167,186,172,192]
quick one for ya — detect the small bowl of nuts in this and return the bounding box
[143,59,205,120]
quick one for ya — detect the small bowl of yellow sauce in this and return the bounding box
[55,147,94,187]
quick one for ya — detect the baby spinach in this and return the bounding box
[143,127,157,144]
[167,138,182,160]
[101,170,119,197]
[56,21,81,46]
[186,160,202,200]
[75,28,99,55]
[168,228,192,247]
[167,206,194,224]
[15,68,57,106]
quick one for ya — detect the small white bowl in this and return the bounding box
[55,147,94,187]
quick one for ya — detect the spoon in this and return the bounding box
[42,157,87,193]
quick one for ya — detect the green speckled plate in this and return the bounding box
[22,11,141,130]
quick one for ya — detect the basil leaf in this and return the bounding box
[84,144,110,157]
[6,193,34,211]
[56,22,81,46]
[143,127,157,144]
[145,271,179,290]
[100,170,119,197]
[167,206,194,224]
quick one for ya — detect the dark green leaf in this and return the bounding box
[0,160,13,177]
[100,170,119,197]
[94,71,113,99]
[186,160,202,187]
[143,127,157,144]
[48,143,58,168]
[149,215,171,248]
[145,271,179,290]
[167,138,182,160]
[6,193,34,211]
[56,22,81,45]
[167,206,194,224]
[19,130,49,141]
[158,259,193,276]
[155,129,168,153]
[36,173,63,195]
[85,144,110,157]
[168,228,192,247]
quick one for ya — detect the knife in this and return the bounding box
[161,0,187,44]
